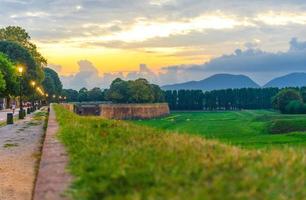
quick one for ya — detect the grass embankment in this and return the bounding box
[136,110,306,148]
[54,105,306,200]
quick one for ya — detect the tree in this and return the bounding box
[0,26,47,67]
[106,78,130,103]
[0,71,5,94]
[62,89,79,102]
[0,53,17,97]
[151,84,165,103]
[42,68,62,96]
[285,100,306,114]
[272,89,303,114]
[88,87,104,101]
[78,88,88,102]
[106,78,164,103]
[129,79,154,103]
[0,41,44,95]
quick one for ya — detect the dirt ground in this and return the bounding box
[0,110,46,200]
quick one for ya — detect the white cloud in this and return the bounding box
[256,11,306,26]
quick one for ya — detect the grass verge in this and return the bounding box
[54,105,306,200]
[135,111,306,148]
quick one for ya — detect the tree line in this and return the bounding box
[165,88,280,110]
[62,78,165,103]
[0,26,55,107]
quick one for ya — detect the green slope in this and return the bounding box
[54,105,306,200]
[135,110,306,148]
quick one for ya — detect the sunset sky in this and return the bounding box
[1,0,306,89]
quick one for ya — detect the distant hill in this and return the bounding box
[162,74,260,91]
[264,73,306,88]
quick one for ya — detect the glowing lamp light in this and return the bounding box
[31,80,36,87]
[17,66,24,76]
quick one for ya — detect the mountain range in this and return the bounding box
[162,73,306,91]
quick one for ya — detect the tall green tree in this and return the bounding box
[0,53,17,97]
[129,79,154,103]
[88,87,104,101]
[62,89,79,102]
[42,67,62,96]
[0,41,44,96]
[106,78,130,103]
[106,78,164,103]
[0,26,47,67]
[0,71,5,94]
[151,84,165,103]
[78,88,89,102]
[273,89,303,114]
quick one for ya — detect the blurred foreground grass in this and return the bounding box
[54,105,306,200]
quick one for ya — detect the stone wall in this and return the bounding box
[62,103,170,120]
[99,103,170,120]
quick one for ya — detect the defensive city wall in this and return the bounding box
[62,103,170,120]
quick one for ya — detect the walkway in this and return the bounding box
[0,108,47,200]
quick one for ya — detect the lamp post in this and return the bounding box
[52,94,56,103]
[30,81,36,110]
[17,66,24,119]
[45,93,49,105]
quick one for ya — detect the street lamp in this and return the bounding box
[45,93,49,105]
[30,81,36,109]
[59,96,62,103]
[17,65,24,119]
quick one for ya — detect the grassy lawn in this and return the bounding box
[135,110,306,148]
[54,105,305,200]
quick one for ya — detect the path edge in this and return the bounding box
[33,104,72,200]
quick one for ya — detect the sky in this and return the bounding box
[1,0,306,89]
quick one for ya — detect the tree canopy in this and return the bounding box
[165,88,279,111]
[42,67,63,96]
[0,41,44,82]
[0,71,5,94]
[106,78,165,103]
[88,87,104,101]
[0,53,17,97]
[272,89,304,114]
[0,26,47,67]
[62,89,79,102]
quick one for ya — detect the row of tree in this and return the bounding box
[62,78,165,103]
[165,88,280,110]
[0,26,52,105]
[62,87,105,102]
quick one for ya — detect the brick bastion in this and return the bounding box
[63,103,170,120]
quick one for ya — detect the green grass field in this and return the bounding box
[54,105,306,200]
[135,110,306,148]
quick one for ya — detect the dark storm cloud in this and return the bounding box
[189,38,306,73]
[161,38,306,85]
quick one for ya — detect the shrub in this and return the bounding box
[269,119,306,134]
[285,100,306,114]
[273,89,303,114]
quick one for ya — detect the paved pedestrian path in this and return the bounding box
[33,105,72,200]
[0,108,47,200]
